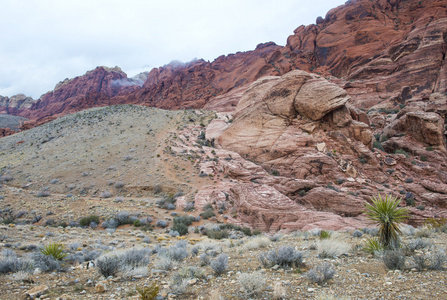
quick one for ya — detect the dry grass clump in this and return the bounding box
[238,271,266,296]
[241,236,271,251]
[317,239,351,258]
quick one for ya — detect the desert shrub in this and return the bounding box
[427,249,447,270]
[258,246,302,268]
[184,201,195,211]
[362,227,379,236]
[166,203,176,210]
[170,276,189,294]
[0,256,33,274]
[96,254,121,277]
[269,234,282,242]
[170,266,204,293]
[405,238,431,253]
[172,215,194,236]
[136,283,159,300]
[364,194,409,249]
[156,242,189,267]
[66,249,102,264]
[400,224,415,236]
[305,262,335,285]
[114,181,125,189]
[238,271,266,296]
[219,224,253,236]
[200,209,215,220]
[79,215,100,227]
[411,255,428,272]
[210,253,228,275]
[116,211,135,225]
[31,252,61,272]
[169,230,179,237]
[383,250,406,270]
[40,243,67,260]
[407,250,445,272]
[102,218,119,229]
[317,239,351,258]
[156,220,168,228]
[200,253,211,266]
[100,191,113,198]
[122,248,152,269]
[352,230,363,238]
[191,246,199,256]
[363,237,384,255]
[156,194,176,209]
[154,255,175,270]
[168,242,189,261]
[177,266,205,279]
[206,229,229,240]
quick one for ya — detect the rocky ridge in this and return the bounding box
[2,0,447,134]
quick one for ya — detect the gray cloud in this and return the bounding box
[0,0,345,99]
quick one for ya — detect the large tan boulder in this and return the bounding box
[294,77,350,120]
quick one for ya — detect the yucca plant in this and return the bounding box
[364,194,409,250]
[136,283,159,300]
[40,243,67,260]
[319,230,332,239]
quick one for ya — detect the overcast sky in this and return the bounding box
[0,0,345,99]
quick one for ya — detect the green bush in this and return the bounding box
[172,215,195,236]
[79,215,100,227]
[200,209,215,220]
[206,229,229,240]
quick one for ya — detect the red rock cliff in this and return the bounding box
[8,0,447,128]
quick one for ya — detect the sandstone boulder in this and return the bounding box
[294,77,350,120]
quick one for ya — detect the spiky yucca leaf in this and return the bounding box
[40,243,67,260]
[365,194,409,250]
[363,237,384,254]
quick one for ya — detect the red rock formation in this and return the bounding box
[18,66,142,124]
[196,70,447,231]
[5,0,446,130]
[0,127,16,137]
